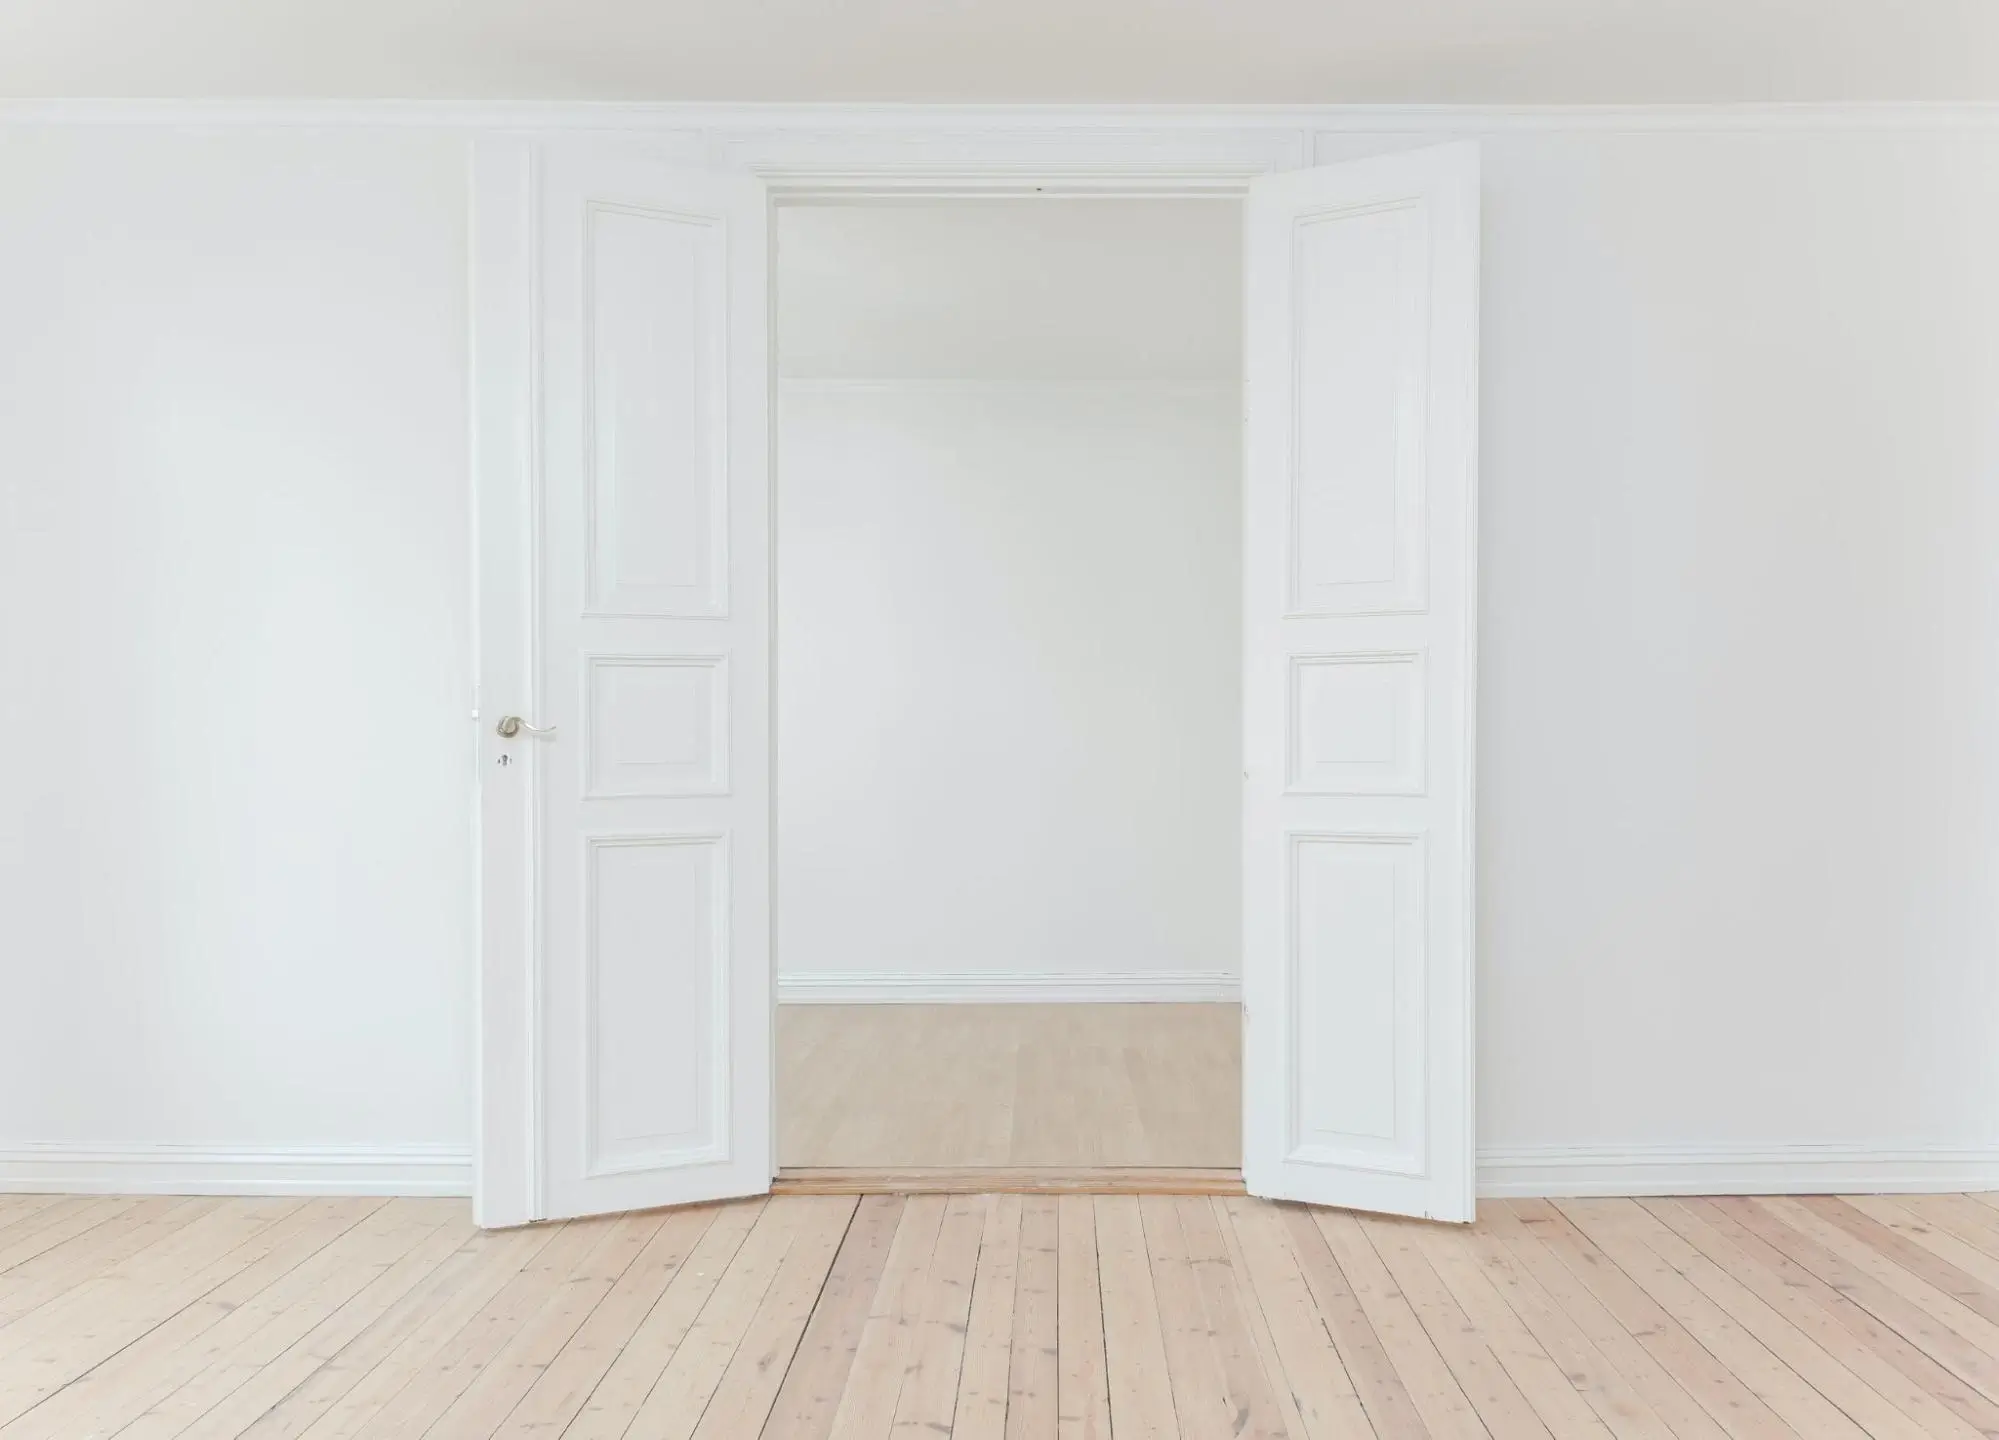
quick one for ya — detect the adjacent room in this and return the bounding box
[773,199,1244,1175]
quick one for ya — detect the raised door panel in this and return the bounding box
[584,655,729,798]
[585,203,729,618]
[585,834,728,1174]
[1288,200,1428,618]
[1288,832,1426,1173]
[1288,650,1426,795]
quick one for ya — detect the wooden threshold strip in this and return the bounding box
[772,1166,1247,1196]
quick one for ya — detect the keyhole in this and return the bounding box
[497,753,512,767]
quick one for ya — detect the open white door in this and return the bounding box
[1242,143,1480,1222]
[474,141,771,1225]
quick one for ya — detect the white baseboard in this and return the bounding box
[1476,1143,1999,1198]
[777,970,1241,1004]
[9,1140,1991,1203]
[0,1144,473,1197]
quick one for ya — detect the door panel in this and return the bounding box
[1242,143,1480,1221]
[476,141,771,1223]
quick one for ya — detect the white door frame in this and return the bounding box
[473,125,1467,1226]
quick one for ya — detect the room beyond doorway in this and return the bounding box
[777,1003,1241,1169]
[771,197,1246,1180]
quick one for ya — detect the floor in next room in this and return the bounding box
[776,1002,1241,1170]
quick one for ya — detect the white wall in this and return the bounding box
[1448,129,1999,1189]
[2,119,1995,1193]
[0,129,475,1193]
[774,202,1244,1000]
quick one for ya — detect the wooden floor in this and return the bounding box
[777,1003,1241,1168]
[6,1191,1999,1437]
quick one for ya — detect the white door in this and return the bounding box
[1241,143,1481,1221]
[474,141,771,1224]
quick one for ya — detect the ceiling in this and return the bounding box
[1,0,1995,103]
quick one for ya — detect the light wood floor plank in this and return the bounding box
[1843,1195,1999,1289]
[622,1199,809,1440]
[950,1194,1021,1440]
[1004,1196,1059,1440]
[889,1194,987,1439]
[1313,1207,1487,1440]
[488,1203,719,1439]
[1175,1197,1289,1440]
[38,1198,445,1440]
[0,1198,331,1424]
[1684,1196,1999,1440]
[1055,1196,1111,1440]
[0,1198,139,1277]
[1626,1197,1964,1440]
[778,1005,1240,1169]
[1555,1198,1873,1440]
[1510,1198,1793,1440]
[351,1215,613,1440]
[828,1194,947,1440]
[1206,1199,1314,1440]
[696,1196,860,1440]
[1140,1195,1236,1440]
[0,1192,1995,1439]
[0,1199,217,1333]
[1216,1198,1372,1440]
[1891,1194,1999,1267]
[236,1222,554,1440]
[1278,1205,1426,1440]
[0,1198,302,1372]
[1459,1219,1675,1440]
[562,1199,765,1440]
[764,1195,904,1440]
[1800,1196,1999,1327]
[278,1218,552,1440]
[0,1202,72,1249]
[170,1209,473,1439]
[422,1208,663,1439]
[1480,1204,1730,1440]
[1093,1196,1181,1440]
[1360,1212,1554,1439]
[1750,1196,1999,1403]
[1408,1218,1611,1440]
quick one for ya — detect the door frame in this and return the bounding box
[474,126,1392,1227]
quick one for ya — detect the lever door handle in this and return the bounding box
[496,715,557,739]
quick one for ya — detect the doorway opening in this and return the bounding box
[471,138,1478,1227]
[771,197,1247,1181]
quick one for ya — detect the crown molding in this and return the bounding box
[2,100,1997,134]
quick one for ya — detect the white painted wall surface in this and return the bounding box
[774,200,1245,1000]
[1,121,1995,1191]
[774,382,1245,998]
[1452,129,1999,1189]
[0,129,474,1192]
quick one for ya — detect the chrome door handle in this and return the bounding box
[496,715,557,739]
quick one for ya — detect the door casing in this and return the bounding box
[472,130,1470,1227]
